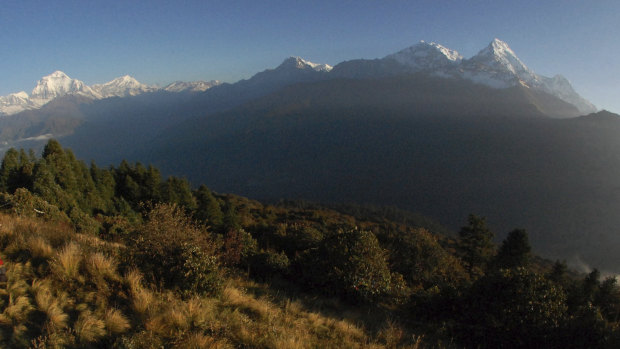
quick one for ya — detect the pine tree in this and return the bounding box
[458,214,495,276]
[194,185,223,228]
[494,228,531,269]
[0,148,20,192]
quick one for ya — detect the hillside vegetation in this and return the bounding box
[0,140,619,348]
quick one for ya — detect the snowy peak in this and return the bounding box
[91,75,157,98]
[385,40,463,71]
[0,71,221,116]
[539,75,597,114]
[163,80,220,93]
[466,38,532,77]
[278,57,333,72]
[30,71,101,101]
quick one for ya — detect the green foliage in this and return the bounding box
[461,267,568,348]
[160,176,197,211]
[494,228,531,269]
[311,228,404,303]
[1,140,619,348]
[458,214,495,277]
[249,250,290,280]
[221,228,258,267]
[130,203,221,293]
[193,185,223,228]
[180,243,222,296]
[387,227,468,290]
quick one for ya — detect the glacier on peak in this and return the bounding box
[163,80,221,93]
[91,75,157,98]
[30,71,101,101]
[279,57,333,72]
[385,40,463,71]
[380,38,596,115]
[0,40,597,117]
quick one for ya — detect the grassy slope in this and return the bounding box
[0,212,430,349]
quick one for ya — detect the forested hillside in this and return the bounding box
[0,140,618,348]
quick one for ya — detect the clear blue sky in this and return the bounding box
[1,0,619,113]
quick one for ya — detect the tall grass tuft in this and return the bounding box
[104,308,131,334]
[125,269,155,316]
[33,285,69,330]
[26,236,54,260]
[174,332,225,349]
[85,252,118,280]
[51,242,83,282]
[74,311,106,343]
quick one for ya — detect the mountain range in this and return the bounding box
[0,71,220,116]
[0,38,595,118]
[1,38,619,273]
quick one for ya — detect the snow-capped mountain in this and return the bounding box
[385,40,463,72]
[91,75,157,98]
[459,38,540,88]
[0,40,596,116]
[30,71,102,102]
[382,38,596,114]
[0,71,215,116]
[0,92,37,115]
[163,80,221,93]
[538,75,597,116]
[278,57,333,72]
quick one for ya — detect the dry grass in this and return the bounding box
[26,236,54,260]
[104,308,131,334]
[0,212,436,349]
[51,242,83,282]
[74,311,106,343]
[33,284,69,329]
[85,252,118,280]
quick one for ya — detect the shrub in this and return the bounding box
[459,268,567,348]
[307,228,400,303]
[180,243,223,296]
[131,204,221,293]
[249,250,290,280]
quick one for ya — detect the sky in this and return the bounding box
[1,0,619,113]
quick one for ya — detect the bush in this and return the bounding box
[459,268,567,348]
[181,243,222,296]
[306,228,402,303]
[249,250,290,280]
[131,203,222,293]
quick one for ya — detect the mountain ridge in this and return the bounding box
[0,38,597,116]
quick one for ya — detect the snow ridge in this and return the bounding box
[0,72,219,116]
[279,57,333,72]
[380,38,595,114]
[0,42,596,116]
[385,40,463,71]
[163,80,221,93]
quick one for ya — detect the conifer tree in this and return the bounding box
[494,228,531,269]
[194,185,223,228]
[0,148,20,192]
[458,214,495,276]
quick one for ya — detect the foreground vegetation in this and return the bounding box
[0,139,618,348]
